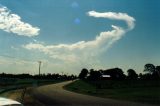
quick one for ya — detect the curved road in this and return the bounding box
[29,81,157,106]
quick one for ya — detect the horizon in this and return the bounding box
[0,0,160,75]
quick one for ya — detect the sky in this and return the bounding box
[0,0,160,75]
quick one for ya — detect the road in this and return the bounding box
[29,81,158,106]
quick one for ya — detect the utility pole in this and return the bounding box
[38,61,42,76]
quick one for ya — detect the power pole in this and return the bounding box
[38,61,42,76]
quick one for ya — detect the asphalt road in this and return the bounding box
[29,81,158,106]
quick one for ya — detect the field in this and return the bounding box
[64,80,160,105]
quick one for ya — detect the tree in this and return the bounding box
[127,69,138,80]
[78,68,88,79]
[144,63,155,74]
[139,73,143,79]
[88,69,102,80]
[156,66,160,77]
[152,66,160,79]
[143,64,160,79]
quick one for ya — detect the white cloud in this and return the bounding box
[23,11,135,72]
[88,11,135,30]
[0,56,38,74]
[0,6,40,37]
[23,25,125,61]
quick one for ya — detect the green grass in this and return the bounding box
[0,79,65,94]
[64,80,97,94]
[64,80,160,105]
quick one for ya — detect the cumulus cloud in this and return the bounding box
[23,11,135,66]
[0,6,40,37]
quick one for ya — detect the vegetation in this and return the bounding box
[0,73,78,105]
[127,69,138,80]
[64,80,96,94]
[0,73,77,81]
[65,80,160,105]
[77,63,160,81]
[65,63,160,105]
[1,63,160,105]
[78,68,88,80]
[0,73,77,94]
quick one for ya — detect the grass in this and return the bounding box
[64,80,97,94]
[0,79,65,94]
[64,80,160,105]
[0,79,65,106]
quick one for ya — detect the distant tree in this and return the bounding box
[127,69,138,80]
[78,68,88,79]
[139,73,143,79]
[88,69,102,80]
[143,64,160,79]
[156,66,160,71]
[156,66,160,77]
[115,68,126,80]
[144,63,155,74]
[151,66,160,79]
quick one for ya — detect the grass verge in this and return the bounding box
[64,80,160,105]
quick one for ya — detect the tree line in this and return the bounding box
[78,63,160,81]
[0,73,77,80]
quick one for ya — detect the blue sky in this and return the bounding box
[0,0,159,75]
